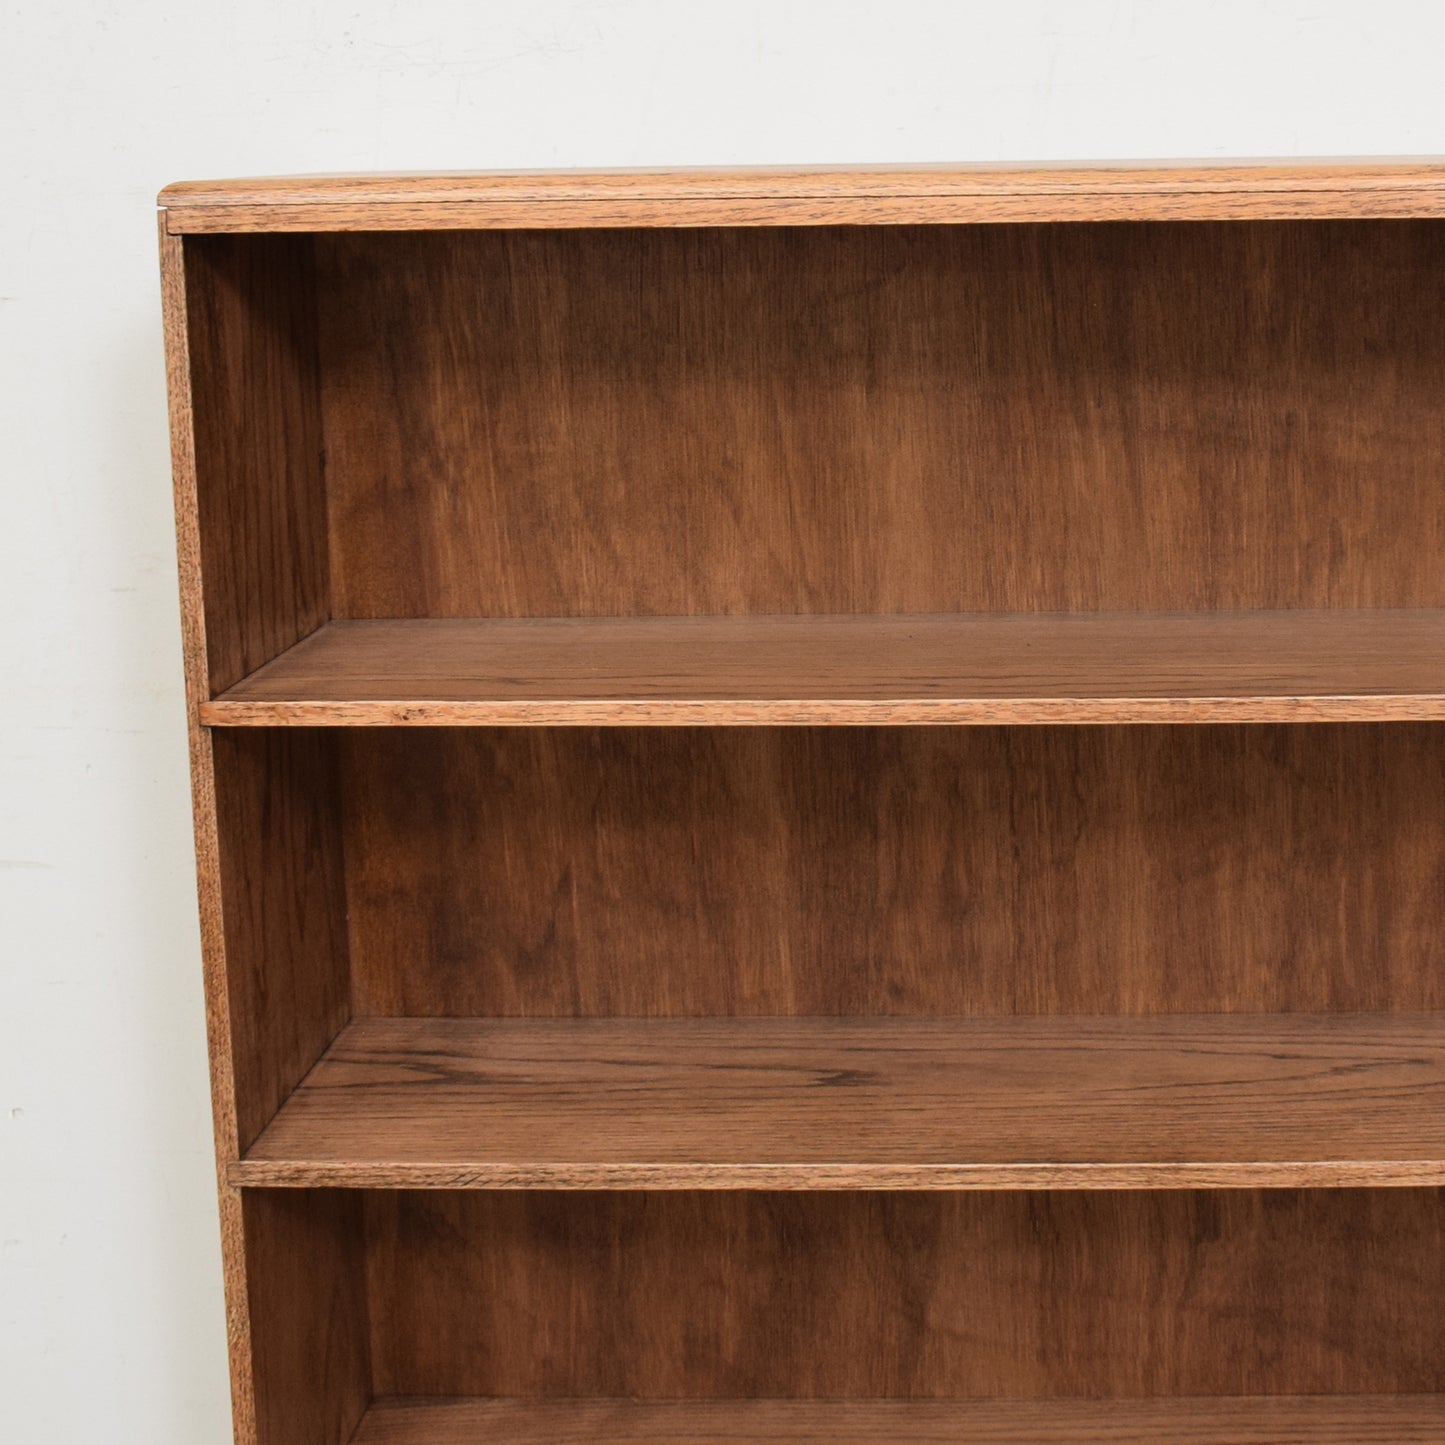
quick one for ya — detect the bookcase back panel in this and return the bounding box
[341,724,1445,1017]
[364,1188,1445,1399]
[315,221,1445,619]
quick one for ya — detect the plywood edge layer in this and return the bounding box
[159,160,1445,231]
[200,695,1445,726]
[228,1159,1445,1190]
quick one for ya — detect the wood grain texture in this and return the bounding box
[351,1396,1445,1444]
[316,224,1445,621]
[341,726,1445,1018]
[364,1189,1445,1397]
[211,730,352,1153]
[161,218,262,1445]
[162,170,1445,1438]
[201,611,1445,726]
[159,160,1445,231]
[243,1191,370,1445]
[234,1013,1445,1190]
[183,234,328,692]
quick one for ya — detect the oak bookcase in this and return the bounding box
[160,163,1445,1444]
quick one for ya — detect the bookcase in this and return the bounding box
[159,163,1445,1444]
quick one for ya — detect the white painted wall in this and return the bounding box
[1,3,1441,1439]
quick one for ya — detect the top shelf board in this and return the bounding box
[200,609,1445,727]
[158,159,1445,232]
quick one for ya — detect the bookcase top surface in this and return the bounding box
[158,157,1445,231]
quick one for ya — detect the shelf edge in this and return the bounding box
[199,694,1445,727]
[227,1158,1445,1191]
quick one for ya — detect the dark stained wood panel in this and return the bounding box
[182,234,328,692]
[341,726,1445,1018]
[244,1191,371,1445]
[160,159,1445,231]
[212,730,352,1152]
[202,610,1445,725]
[316,223,1445,621]
[351,1395,1445,1445]
[235,1013,1445,1189]
[364,1189,1445,1398]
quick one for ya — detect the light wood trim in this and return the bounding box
[200,611,1445,727]
[159,218,258,1445]
[234,1158,1445,1191]
[159,159,1445,231]
[351,1394,1445,1443]
[232,1013,1445,1190]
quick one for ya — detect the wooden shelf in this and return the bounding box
[200,609,1445,727]
[234,1013,1445,1190]
[350,1395,1445,1444]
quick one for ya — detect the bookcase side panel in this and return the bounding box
[161,216,261,1445]
[212,729,353,1152]
[184,233,329,693]
[244,1191,371,1445]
